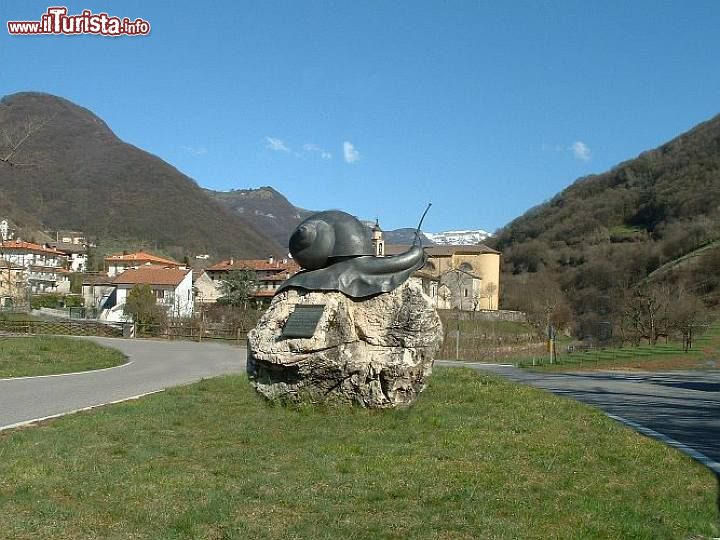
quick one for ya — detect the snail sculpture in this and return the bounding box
[277,210,427,298]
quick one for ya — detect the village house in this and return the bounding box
[0,258,27,308]
[54,267,74,294]
[81,274,116,315]
[97,266,194,323]
[0,219,15,241]
[192,270,221,304]
[51,242,88,272]
[205,256,300,304]
[105,251,182,277]
[49,229,86,245]
[0,239,68,294]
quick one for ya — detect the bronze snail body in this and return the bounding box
[279,210,426,298]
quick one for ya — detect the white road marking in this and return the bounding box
[0,389,164,432]
[607,413,720,475]
[0,360,133,382]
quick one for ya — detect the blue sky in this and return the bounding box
[3,1,720,233]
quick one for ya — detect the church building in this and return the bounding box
[372,222,500,311]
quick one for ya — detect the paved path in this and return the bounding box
[0,337,245,430]
[439,361,720,472]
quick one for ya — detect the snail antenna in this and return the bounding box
[413,203,432,246]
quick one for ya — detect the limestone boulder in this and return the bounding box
[247,279,443,408]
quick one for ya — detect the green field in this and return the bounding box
[0,336,127,378]
[0,368,716,539]
[519,320,720,371]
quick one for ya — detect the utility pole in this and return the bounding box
[547,324,556,364]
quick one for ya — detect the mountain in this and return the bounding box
[209,191,444,248]
[424,230,491,245]
[381,228,434,246]
[206,187,311,248]
[490,113,720,337]
[0,92,281,259]
[493,113,720,260]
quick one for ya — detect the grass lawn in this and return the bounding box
[520,321,720,372]
[0,368,716,539]
[525,352,719,372]
[0,336,127,378]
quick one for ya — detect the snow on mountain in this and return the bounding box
[424,229,492,245]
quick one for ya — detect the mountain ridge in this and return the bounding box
[490,111,720,337]
[0,92,282,259]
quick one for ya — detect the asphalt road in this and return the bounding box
[439,361,720,471]
[0,337,245,430]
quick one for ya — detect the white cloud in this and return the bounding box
[343,141,360,163]
[571,141,591,161]
[181,145,208,156]
[303,143,332,160]
[265,136,290,152]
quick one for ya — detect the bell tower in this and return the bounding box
[371,219,385,257]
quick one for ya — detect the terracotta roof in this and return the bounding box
[207,258,300,273]
[112,266,191,287]
[0,240,66,256]
[83,274,114,286]
[252,289,277,297]
[105,251,181,266]
[385,244,500,256]
[50,242,87,254]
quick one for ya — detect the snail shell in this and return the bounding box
[289,210,373,270]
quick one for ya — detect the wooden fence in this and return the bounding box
[1,316,540,358]
[0,319,123,338]
[134,322,247,343]
[439,328,546,362]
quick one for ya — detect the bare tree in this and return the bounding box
[669,288,708,352]
[217,269,259,309]
[482,282,498,310]
[0,114,54,167]
[619,283,672,346]
[512,274,571,339]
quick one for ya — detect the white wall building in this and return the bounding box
[0,220,13,241]
[51,243,88,272]
[0,240,67,293]
[99,266,194,323]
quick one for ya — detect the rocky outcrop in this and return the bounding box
[247,280,443,408]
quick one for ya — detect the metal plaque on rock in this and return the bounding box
[281,304,325,338]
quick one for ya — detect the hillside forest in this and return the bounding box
[490,114,720,346]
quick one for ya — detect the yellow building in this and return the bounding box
[383,241,501,311]
[0,258,27,308]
